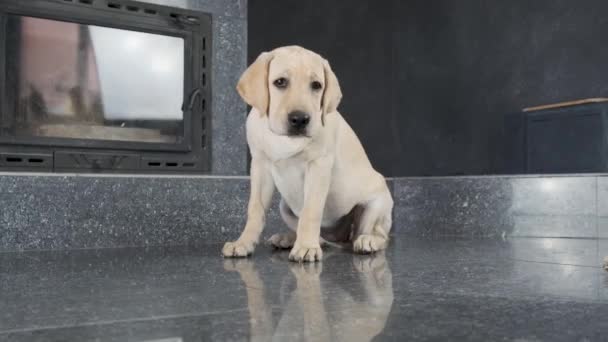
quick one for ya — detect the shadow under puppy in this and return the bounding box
[223,46,393,262]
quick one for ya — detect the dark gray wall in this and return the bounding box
[249,0,608,177]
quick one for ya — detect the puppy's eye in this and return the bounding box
[311,81,323,91]
[273,77,288,89]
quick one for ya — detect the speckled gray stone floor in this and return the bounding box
[1,237,608,341]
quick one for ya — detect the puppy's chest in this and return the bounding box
[270,159,307,213]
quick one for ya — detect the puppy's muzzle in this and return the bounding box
[287,111,310,135]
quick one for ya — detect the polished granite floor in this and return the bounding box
[1,237,608,341]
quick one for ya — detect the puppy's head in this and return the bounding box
[237,46,342,137]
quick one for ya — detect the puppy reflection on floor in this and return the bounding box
[224,252,393,341]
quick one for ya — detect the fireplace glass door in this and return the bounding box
[5,15,185,144]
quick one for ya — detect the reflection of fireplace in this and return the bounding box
[0,0,211,173]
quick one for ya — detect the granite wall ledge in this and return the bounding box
[0,174,279,252]
[394,174,608,238]
[0,174,395,252]
[2,173,607,252]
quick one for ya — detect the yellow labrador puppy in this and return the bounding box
[223,46,393,262]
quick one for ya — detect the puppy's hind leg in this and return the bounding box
[353,191,393,254]
[268,199,298,249]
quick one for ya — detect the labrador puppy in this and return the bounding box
[223,46,393,262]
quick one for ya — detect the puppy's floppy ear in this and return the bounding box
[236,52,274,115]
[321,59,342,119]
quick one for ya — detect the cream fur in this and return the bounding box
[223,46,393,262]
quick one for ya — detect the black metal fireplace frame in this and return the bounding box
[0,0,211,173]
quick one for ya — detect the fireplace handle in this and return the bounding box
[182,88,202,112]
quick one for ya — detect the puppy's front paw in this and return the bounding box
[289,244,323,263]
[222,240,255,258]
[353,234,387,254]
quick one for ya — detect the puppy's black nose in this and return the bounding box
[288,111,310,130]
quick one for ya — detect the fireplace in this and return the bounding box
[0,0,211,173]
